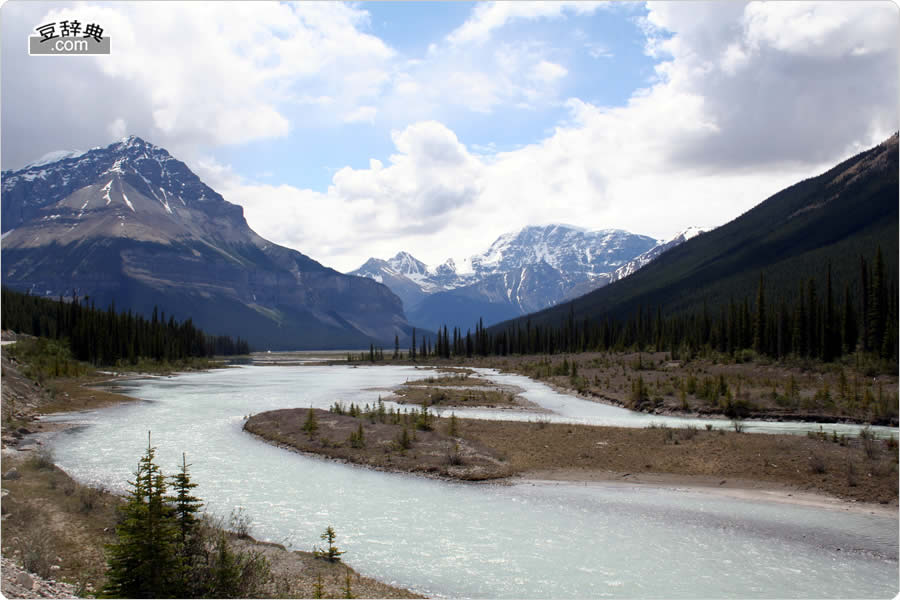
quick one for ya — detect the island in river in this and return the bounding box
[244,374,898,508]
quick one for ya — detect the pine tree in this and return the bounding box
[104,433,180,598]
[752,273,765,354]
[169,453,203,549]
[315,526,345,562]
[303,407,319,437]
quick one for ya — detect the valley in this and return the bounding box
[3,3,899,599]
[9,360,895,599]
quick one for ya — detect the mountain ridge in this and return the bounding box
[2,136,413,350]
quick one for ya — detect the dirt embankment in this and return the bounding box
[245,408,513,481]
[247,407,898,506]
[0,449,422,599]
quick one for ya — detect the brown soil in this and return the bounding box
[247,409,898,506]
[458,419,899,505]
[245,409,513,480]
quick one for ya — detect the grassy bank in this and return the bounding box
[338,351,899,425]
[246,406,898,505]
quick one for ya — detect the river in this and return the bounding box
[44,365,898,598]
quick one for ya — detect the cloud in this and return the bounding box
[3,1,895,277]
[224,1,897,272]
[213,121,486,270]
[531,60,568,83]
[641,0,898,169]
[447,1,609,45]
[343,106,378,124]
[1,1,394,169]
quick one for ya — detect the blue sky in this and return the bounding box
[211,2,659,191]
[2,2,897,271]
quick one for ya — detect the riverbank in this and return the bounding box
[0,349,421,599]
[246,407,898,507]
[334,351,898,425]
[0,447,422,598]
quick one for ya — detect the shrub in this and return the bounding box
[846,459,859,487]
[348,424,365,448]
[396,427,412,450]
[862,436,878,460]
[447,412,459,437]
[447,442,464,466]
[229,507,253,539]
[26,446,55,471]
[809,454,827,474]
[17,524,54,578]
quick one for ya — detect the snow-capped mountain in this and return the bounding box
[2,136,413,349]
[465,224,655,283]
[610,226,705,283]
[562,226,707,302]
[349,224,658,331]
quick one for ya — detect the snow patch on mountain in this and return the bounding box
[24,150,85,169]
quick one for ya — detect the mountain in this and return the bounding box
[1,136,413,350]
[562,226,707,301]
[492,133,899,333]
[350,225,657,331]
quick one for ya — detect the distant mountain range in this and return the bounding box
[1,136,413,350]
[492,133,899,334]
[349,225,706,332]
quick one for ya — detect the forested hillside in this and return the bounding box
[1,287,249,365]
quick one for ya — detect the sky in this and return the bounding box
[1,1,897,272]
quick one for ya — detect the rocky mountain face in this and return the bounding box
[1,137,412,350]
[349,224,668,332]
[562,227,707,301]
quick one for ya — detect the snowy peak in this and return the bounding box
[387,251,429,277]
[349,223,658,319]
[469,223,657,281]
[1,135,240,235]
[24,149,85,169]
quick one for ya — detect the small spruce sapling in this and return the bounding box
[314,526,345,562]
[303,407,319,437]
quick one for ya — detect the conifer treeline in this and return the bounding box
[417,248,897,364]
[1,287,250,364]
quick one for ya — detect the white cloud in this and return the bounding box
[220,1,897,272]
[344,106,378,124]
[107,117,128,140]
[1,1,394,168]
[641,0,898,168]
[531,60,568,83]
[3,1,896,276]
[447,1,609,45]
